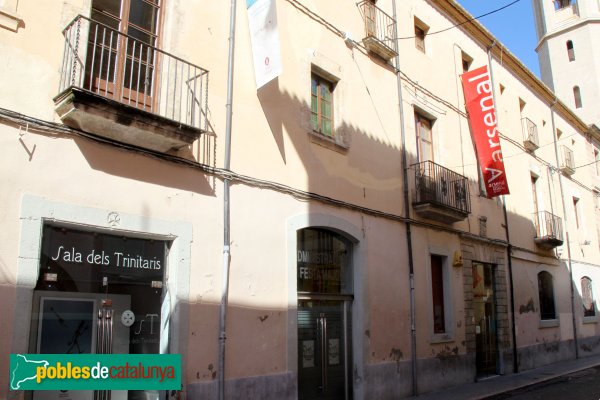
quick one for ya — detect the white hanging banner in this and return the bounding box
[246,0,282,89]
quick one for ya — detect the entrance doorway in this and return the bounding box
[297,228,353,400]
[472,262,498,377]
[28,225,168,400]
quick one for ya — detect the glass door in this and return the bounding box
[28,225,168,400]
[31,292,131,400]
[472,262,498,377]
[298,299,351,400]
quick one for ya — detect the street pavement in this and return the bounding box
[406,353,600,400]
[486,366,600,400]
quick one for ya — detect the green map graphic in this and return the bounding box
[10,354,49,390]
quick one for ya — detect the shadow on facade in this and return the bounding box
[73,135,216,197]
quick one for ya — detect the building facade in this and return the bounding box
[1,0,600,399]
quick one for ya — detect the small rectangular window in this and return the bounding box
[431,255,445,334]
[594,147,600,175]
[566,40,575,62]
[573,197,581,228]
[311,74,334,137]
[461,51,472,73]
[414,18,428,53]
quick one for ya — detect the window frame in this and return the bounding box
[431,254,446,334]
[538,271,557,322]
[414,18,428,53]
[415,112,434,163]
[310,73,335,138]
[566,40,575,62]
[581,276,596,319]
[573,197,581,229]
[428,251,454,342]
[86,0,163,110]
[573,86,582,109]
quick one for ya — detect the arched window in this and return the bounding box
[581,276,596,317]
[573,86,582,109]
[538,271,556,320]
[566,40,575,61]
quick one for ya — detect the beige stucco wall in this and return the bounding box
[2,0,600,398]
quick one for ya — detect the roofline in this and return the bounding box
[431,0,590,135]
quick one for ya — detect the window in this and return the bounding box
[414,18,428,53]
[573,197,581,228]
[311,74,334,137]
[538,271,556,320]
[554,0,571,10]
[519,98,526,114]
[531,175,540,225]
[431,255,445,334]
[461,51,472,73]
[85,0,162,108]
[415,113,434,162]
[581,277,596,317]
[594,147,600,175]
[573,86,582,108]
[566,40,575,61]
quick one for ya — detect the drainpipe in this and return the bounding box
[392,0,418,395]
[487,43,518,374]
[219,0,237,399]
[550,99,579,360]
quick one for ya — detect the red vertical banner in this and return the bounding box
[462,65,510,198]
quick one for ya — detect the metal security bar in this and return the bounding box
[521,117,539,149]
[357,1,398,55]
[59,15,209,130]
[533,211,563,242]
[413,160,471,214]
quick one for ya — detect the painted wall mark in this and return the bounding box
[436,346,459,361]
[519,298,536,314]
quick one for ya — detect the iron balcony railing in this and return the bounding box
[413,160,471,214]
[521,117,539,150]
[560,145,575,172]
[357,1,398,56]
[533,211,563,242]
[59,15,208,130]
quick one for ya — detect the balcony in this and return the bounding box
[54,15,209,153]
[533,211,564,249]
[358,1,398,61]
[412,161,471,224]
[521,117,539,152]
[559,145,575,176]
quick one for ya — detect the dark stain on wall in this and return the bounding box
[519,298,535,314]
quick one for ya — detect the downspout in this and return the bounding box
[219,0,237,399]
[550,99,579,359]
[391,0,417,395]
[486,43,518,375]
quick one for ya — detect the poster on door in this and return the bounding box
[328,338,340,365]
[302,340,315,368]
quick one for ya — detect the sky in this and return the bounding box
[456,0,541,77]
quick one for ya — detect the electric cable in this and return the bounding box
[396,0,522,39]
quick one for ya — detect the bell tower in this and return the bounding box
[532,0,600,126]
